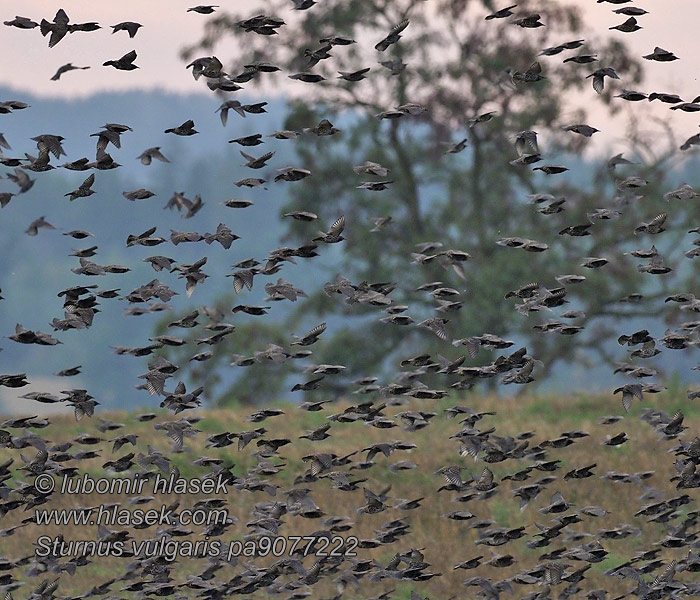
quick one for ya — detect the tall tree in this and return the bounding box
[171,0,698,404]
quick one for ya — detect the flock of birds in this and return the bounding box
[1,2,700,600]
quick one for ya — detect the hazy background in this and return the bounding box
[2,0,700,413]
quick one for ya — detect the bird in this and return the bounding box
[634,212,667,234]
[51,63,90,81]
[137,147,169,165]
[338,68,371,82]
[64,174,96,201]
[288,72,326,83]
[240,150,275,169]
[587,67,619,94]
[561,124,599,137]
[228,133,263,146]
[379,58,407,75]
[616,89,648,101]
[436,466,467,490]
[614,383,644,412]
[508,61,546,84]
[111,22,142,37]
[541,39,585,55]
[604,432,629,446]
[188,5,218,14]
[25,216,55,236]
[607,153,634,170]
[485,4,517,20]
[103,50,139,70]
[32,134,66,166]
[123,188,155,201]
[511,13,545,28]
[4,16,38,29]
[474,467,497,491]
[614,7,648,15]
[291,323,327,346]
[39,9,70,47]
[292,0,317,9]
[609,17,642,33]
[375,19,409,52]
[643,47,679,62]
[164,120,198,135]
[562,54,598,64]
[314,216,346,243]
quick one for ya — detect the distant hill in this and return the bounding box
[0,87,300,410]
[1,87,699,414]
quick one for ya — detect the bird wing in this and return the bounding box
[391,18,410,36]
[328,215,346,236]
[80,173,95,190]
[121,49,138,63]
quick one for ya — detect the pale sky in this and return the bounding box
[1,1,699,154]
[1,1,698,96]
[1,1,217,98]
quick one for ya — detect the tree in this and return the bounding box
[170,0,699,404]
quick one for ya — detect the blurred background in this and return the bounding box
[2,0,700,413]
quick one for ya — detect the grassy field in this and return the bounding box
[0,390,698,599]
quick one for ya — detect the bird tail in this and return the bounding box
[40,19,52,37]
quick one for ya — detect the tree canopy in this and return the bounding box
[168,0,700,405]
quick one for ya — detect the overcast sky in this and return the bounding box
[1,1,697,95]
[1,1,699,156]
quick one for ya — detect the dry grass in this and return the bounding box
[0,391,698,599]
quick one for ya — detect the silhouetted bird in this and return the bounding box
[103,50,139,70]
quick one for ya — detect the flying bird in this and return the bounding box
[111,22,142,37]
[188,5,219,14]
[103,50,139,70]
[375,19,409,52]
[51,63,90,81]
